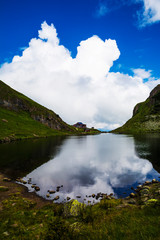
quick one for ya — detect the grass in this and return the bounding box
[0,195,160,240]
[0,106,71,142]
[112,96,160,134]
[0,80,100,142]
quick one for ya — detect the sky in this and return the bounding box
[0,0,160,130]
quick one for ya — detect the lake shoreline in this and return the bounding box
[1,171,160,207]
[0,172,53,209]
[1,171,160,239]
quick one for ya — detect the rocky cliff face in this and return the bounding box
[112,84,160,134]
[0,80,73,131]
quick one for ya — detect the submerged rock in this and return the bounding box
[53,196,60,201]
[35,186,40,191]
[48,190,56,194]
[76,196,81,198]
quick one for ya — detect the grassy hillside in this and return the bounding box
[0,80,77,142]
[112,85,160,134]
[0,106,70,142]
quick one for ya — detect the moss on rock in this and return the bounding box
[64,199,84,217]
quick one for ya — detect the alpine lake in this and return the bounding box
[0,133,160,204]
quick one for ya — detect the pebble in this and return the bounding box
[152,179,159,183]
[35,186,40,191]
[48,190,56,194]
[145,181,151,185]
[130,193,136,198]
[54,196,60,201]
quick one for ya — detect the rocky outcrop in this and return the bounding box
[0,80,73,131]
[112,84,160,133]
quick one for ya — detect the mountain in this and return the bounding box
[0,80,76,142]
[112,84,160,134]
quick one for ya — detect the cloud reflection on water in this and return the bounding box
[26,134,158,201]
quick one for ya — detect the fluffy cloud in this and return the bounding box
[137,0,160,26]
[133,68,152,79]
[0,22,159,130]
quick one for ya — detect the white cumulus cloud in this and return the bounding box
[137,0,160,26]
[0,22,160,130]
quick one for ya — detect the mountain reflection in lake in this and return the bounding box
[0,134,160,202]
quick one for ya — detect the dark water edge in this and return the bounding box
[0,133,160,203]
[0,136,67,177]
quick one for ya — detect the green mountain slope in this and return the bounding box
[112,84,160,134]
[0,80,76,142]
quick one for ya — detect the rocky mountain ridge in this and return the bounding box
[112,84,160,133]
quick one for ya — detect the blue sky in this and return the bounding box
[1,0,160,77]
[0,0,160,129]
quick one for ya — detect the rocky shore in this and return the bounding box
[0,171,160,239]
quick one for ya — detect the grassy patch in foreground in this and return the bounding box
[0,107,69,141]
[0,195,160,240]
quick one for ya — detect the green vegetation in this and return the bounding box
[0,106,72,142]
[112,85,160,134]
[0,80,100,142]
[0,193,160,240]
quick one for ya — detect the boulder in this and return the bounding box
[64,199,84,217]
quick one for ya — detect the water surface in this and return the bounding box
[0,133,160,203]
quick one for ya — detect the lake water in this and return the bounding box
[0,133,160,203]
